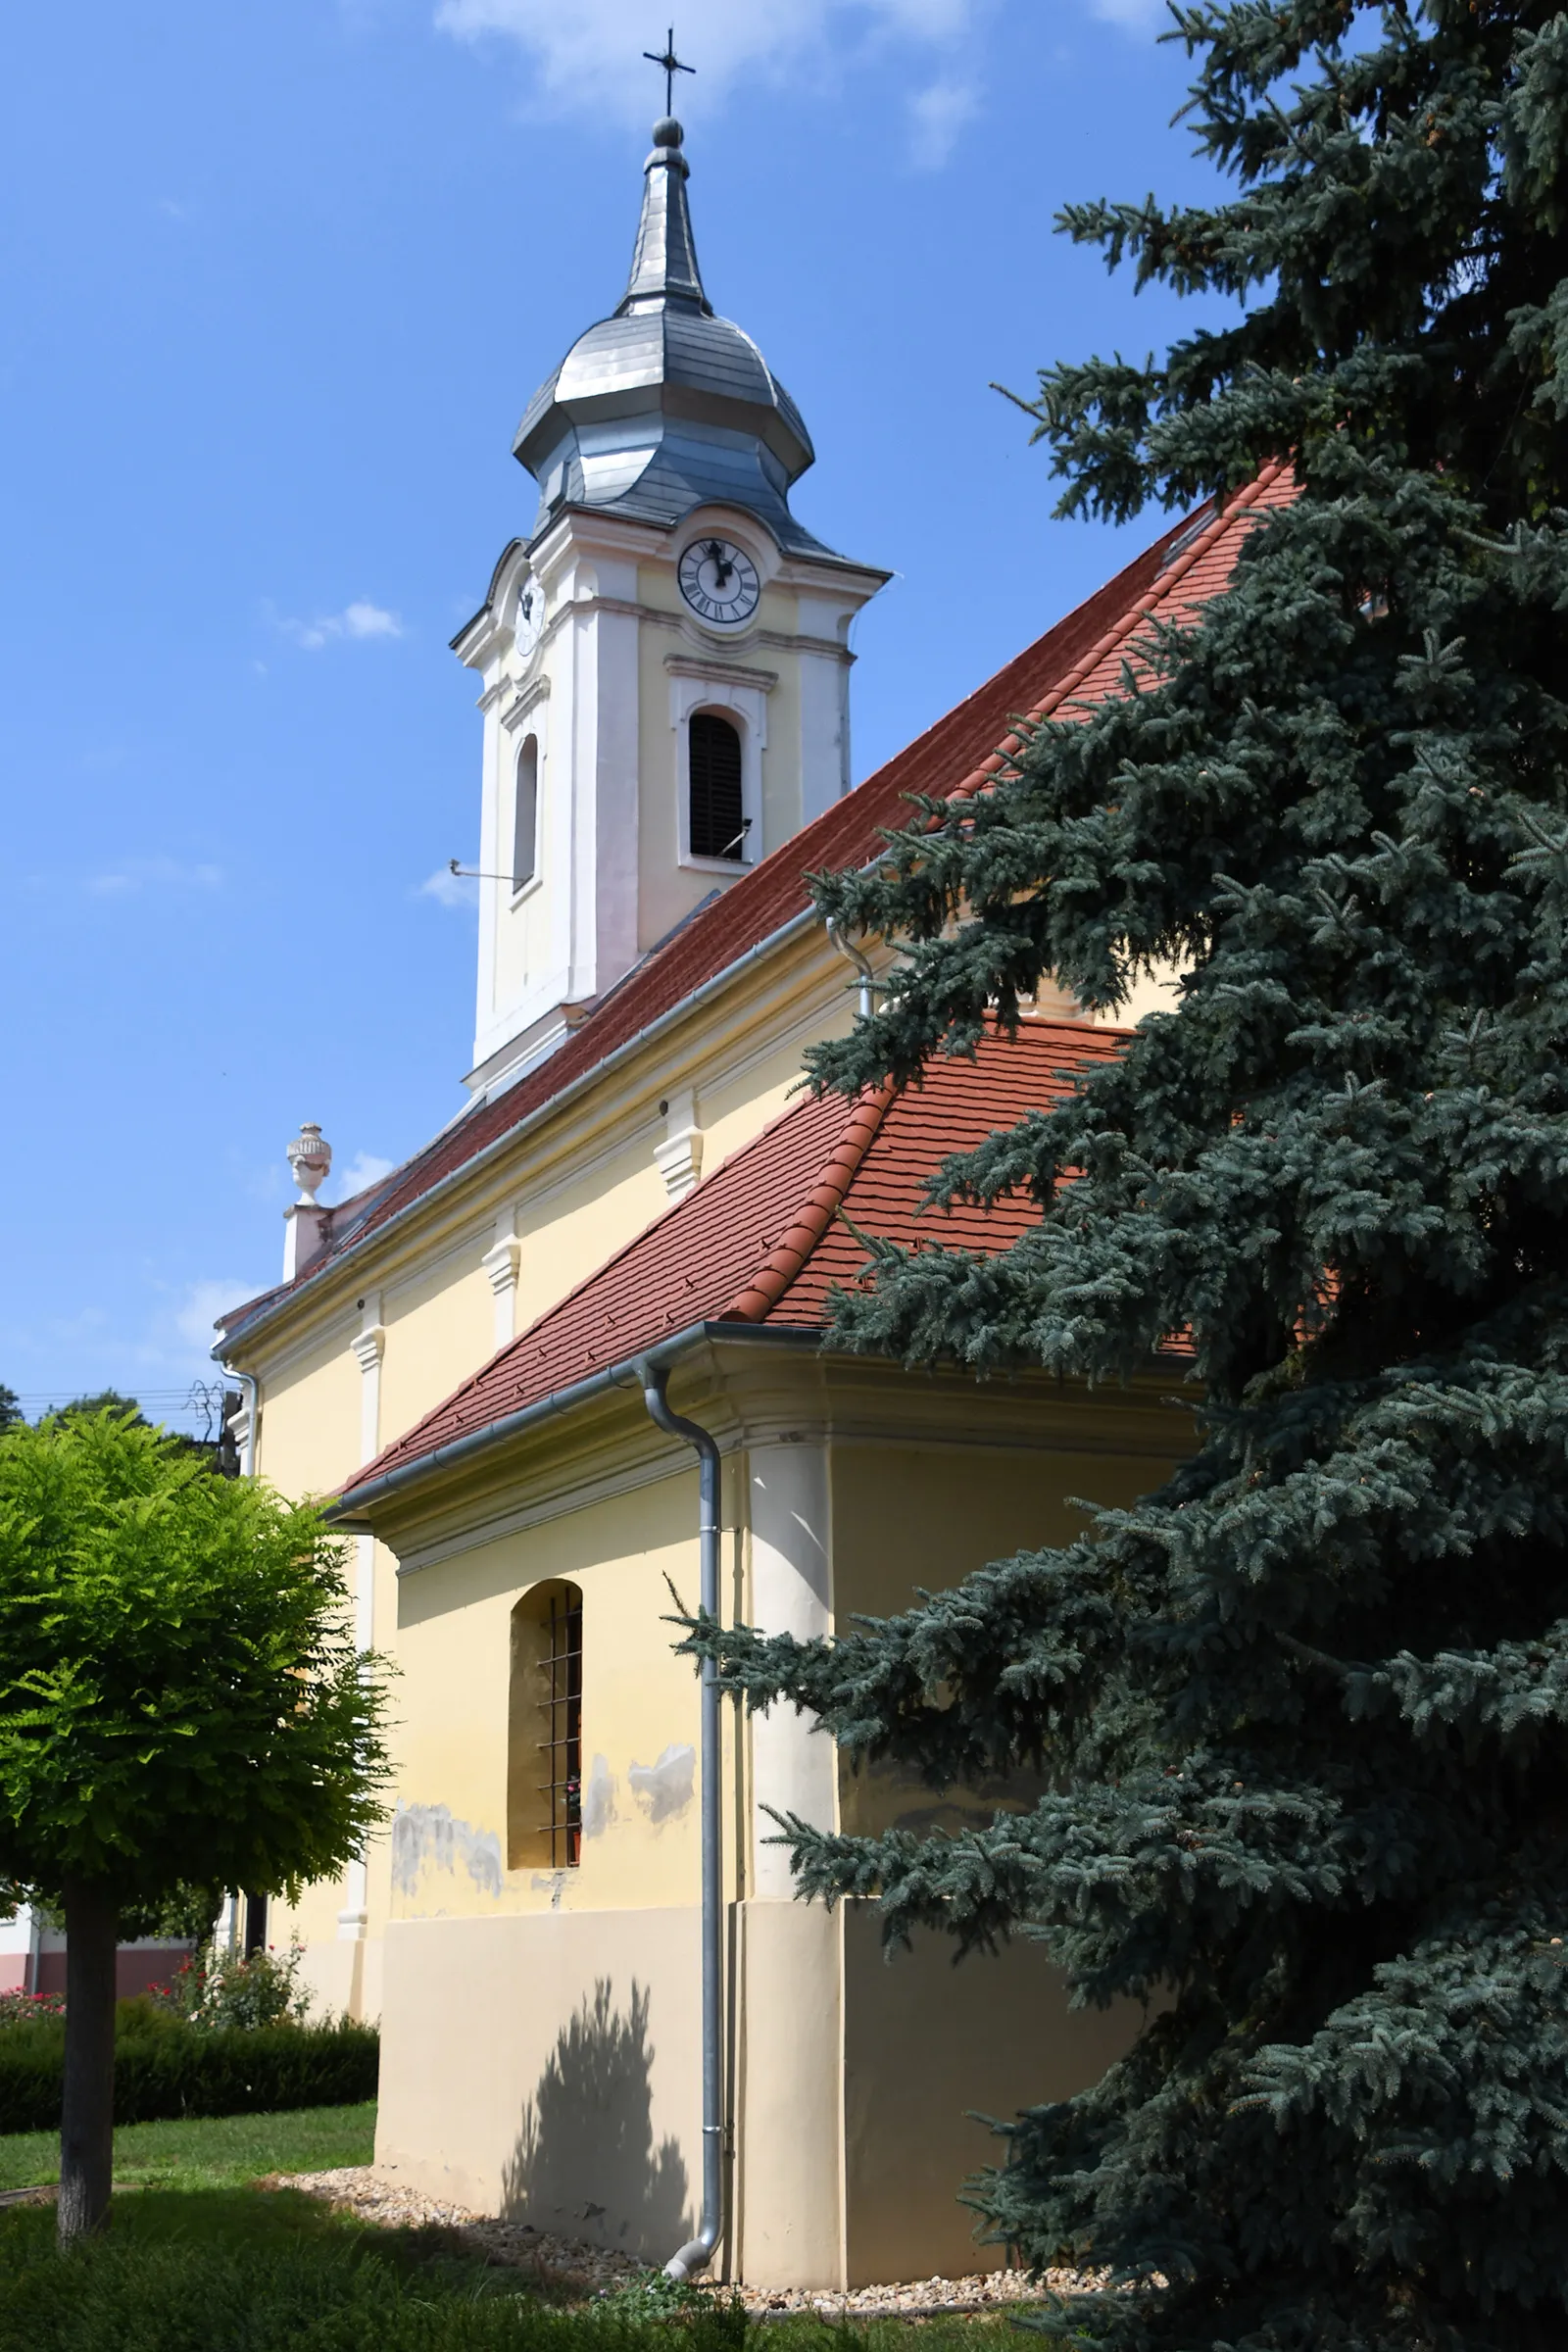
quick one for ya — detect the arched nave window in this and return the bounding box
[508,1580,582,1869]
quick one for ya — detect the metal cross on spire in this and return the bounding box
[643,26,694,117]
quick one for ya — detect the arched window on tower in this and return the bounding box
[513,735,539,891]
[508,1580,582,1870]
[688,711,745,860]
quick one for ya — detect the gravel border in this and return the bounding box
[270,2166,1092,2315]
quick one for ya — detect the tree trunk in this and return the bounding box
[58,1877,118,2243]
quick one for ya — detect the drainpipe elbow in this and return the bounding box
[825,917,879,1021]
[663,2228,717,2282]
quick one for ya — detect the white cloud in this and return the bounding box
[174,1278,266,1352]
[419,863,480,911]
[84,856,223,898]
[333,1152,397,1200]
[434,0,985,126]
[907,76,980,167]
[275,600,404,652]
[342,601,404,639]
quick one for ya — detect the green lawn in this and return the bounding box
[0,2104,1021,2352]
[0,2099,376,2193]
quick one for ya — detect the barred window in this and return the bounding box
[508,1580,582,1870]
[688,712,745,860]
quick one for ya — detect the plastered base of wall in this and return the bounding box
[297,1935,384,2026]
[376,1908,703,2267]
[734,1900,843,2289]
[842,1905,1143,2287]
[375,1900,1145,2290]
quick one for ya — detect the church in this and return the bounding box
[214,108,1291,2290]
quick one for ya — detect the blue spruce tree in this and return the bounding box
[687,3,1568,2342]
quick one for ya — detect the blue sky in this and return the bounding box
[0,0,1229,1427]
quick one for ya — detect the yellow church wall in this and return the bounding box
[669,993,856,1191]
[829,1434,1181,1841]
[224,929,1004,2028]
[378,1231,496,1445]
[832,1434,1173,1621]
[389,1470,707,1923]
[369,1467,733,2251]
[820,1424,1178,2278]
[358,1360,1186,2280]
[253,1319,361,1502]
[510,1135,671,1338]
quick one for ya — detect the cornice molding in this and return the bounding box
[500,671,552,734]
[664,654,778,695]
[372,1343,1191,1576]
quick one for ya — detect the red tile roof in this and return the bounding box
[336,1022,1128,1506]
[220,465,1293,1349]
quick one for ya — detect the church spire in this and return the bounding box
[617,119,710,318]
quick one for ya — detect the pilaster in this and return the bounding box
[747,1441,836,1895]
[341,1297,384,1942]
[654,1087,705,1201]
[482,1213,524,1350]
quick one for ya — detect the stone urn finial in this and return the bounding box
[287,1121,332,1204]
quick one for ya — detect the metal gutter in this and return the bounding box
[325,1319,822,1529]
[215,904,821,1364]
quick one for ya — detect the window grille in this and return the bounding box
[688,712,745,859]
[508,1580,584,1871]
[536,1587,582,1867]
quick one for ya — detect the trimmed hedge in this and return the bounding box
[0,2011,378,2133]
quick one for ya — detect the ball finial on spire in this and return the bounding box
[653,117,683,148]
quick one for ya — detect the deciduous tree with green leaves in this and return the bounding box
[688,3,1568,2342]
[0,1410,390,2243]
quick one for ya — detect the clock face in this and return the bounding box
[678,537,760,626]
[514,575,543,658]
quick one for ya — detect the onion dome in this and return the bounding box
[514,120,830,555]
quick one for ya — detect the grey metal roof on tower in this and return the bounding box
[512,119,837,558]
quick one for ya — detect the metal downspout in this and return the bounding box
[219,1366,260,1479]
[641,1364,725,2283]
[826,918,879,1019]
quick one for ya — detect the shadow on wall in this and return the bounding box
[503,1978,692,2259]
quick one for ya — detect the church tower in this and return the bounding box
[453,115,889,1096]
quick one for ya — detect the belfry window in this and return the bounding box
[688,711,745,860]
[508,1580,583,1869]
[513,736,539,890]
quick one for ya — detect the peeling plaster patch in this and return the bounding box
[582,1754,617,1838]
[391,1801,503,1900]
[531,1871,566,1909]
[628,1743,695,1825]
